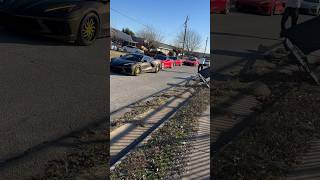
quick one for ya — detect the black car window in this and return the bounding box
[142,56,150,62]
[154,55,167,60]
[146,57,152,62]
[122,54,143,62]
[189,57,196,61]
[169,56,177,60]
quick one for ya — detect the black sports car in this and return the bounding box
[0,0,108,45]
[110,53,162,76]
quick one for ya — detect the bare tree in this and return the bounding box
[137,26,164,49]
[174,28,202,53]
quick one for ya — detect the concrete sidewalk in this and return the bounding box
[182,106,210,180]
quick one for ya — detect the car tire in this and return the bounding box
[77,13,99,46]
[154,65,160,73]
[268,4,275,16]
[235,2,241,11]
[316,8,320,16]
[133,66,141,76]
[224,1,231,14]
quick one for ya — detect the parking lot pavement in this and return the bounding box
[212,12,314,76]
[0,29,107,166]
[110,65,198,114]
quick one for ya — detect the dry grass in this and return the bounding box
[110,50,126,59]
[111,87,210,179]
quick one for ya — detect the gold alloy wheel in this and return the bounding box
[81,18,96,41]
[136,67,140,74]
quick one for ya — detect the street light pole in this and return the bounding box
[203,36,208,57]
[182,16,189,57]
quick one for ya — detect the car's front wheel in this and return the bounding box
[77,13,99,46]
[133,66,141,76]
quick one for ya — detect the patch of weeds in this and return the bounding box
[212,85,320,179]
[111,87,209,179]
[30,129,108,180]
[111,87,190,131]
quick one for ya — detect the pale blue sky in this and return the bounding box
[111,0,210,53]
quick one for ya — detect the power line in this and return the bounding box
[110,8,149,28]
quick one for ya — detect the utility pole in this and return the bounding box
[182,16,189,57]
[203,36,208,57]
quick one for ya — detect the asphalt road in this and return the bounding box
[0,28,107,166]
[110,65,198,114]
[212,11,315,76]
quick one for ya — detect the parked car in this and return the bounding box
[0,0,108,45]
[111,42,118,51]
[154,54,174,68]
[204,58,210,66]
[183,57,199,66]
[212,0,232,14]
[123,45,144,54]
[110,53,161,76]
[145,50,165,58]
[168,56,183,66]
[235,0,285,15]
[300,0,320,16]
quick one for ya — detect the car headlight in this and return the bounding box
[44,5,78,13]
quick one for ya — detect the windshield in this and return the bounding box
[188,57,197,61]
[122,54,143,61]
[169,56,177,60]
[154,55,167,60]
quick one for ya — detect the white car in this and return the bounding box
[204,59,210,66]
[111,42,118,51]
[301,0,320,16]
[123,45,144,54]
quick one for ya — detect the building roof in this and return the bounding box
[132,36,147,43]
[157,42,177,50]
[111,28,134,42]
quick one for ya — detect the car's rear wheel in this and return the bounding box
[133,66,141,76]
[154,64,160,73]
[235,2,241,11]
[224,1,231,14]
[77,13,99,46]
[268,4,275,16]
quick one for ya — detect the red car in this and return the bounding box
[154,54,174,69]
[183,57,199,66]
[211,0,231,14]
[169,56,183,66]
[235,0,285,15]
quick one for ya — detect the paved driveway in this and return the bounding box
[0,28,107,164]
[110,65,198,114]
